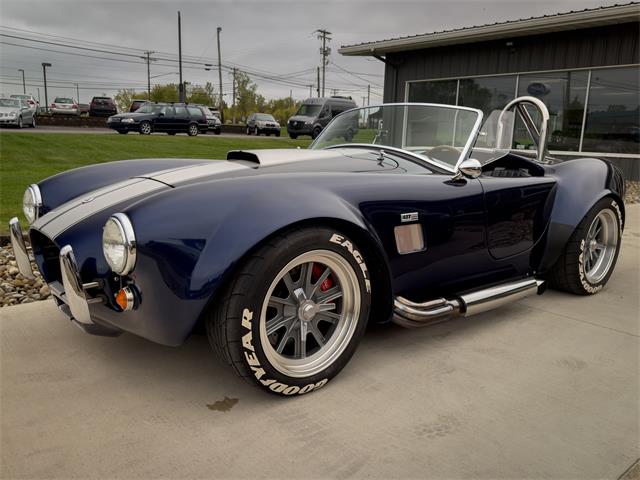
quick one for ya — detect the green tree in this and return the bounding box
[113,89,139,111]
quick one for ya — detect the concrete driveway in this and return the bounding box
[1,206,638,479]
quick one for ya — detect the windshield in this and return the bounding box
[54,98,73,104]
[0,98,20,108]
[135,104,162,114]
[296,104,322,117]
[10,95,29,100]
[256,113,275,121]
[311,104,482,169]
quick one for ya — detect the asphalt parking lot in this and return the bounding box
[1,205,638,479]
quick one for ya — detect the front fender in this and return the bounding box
[537,158,625,273]
[125,175,384,340]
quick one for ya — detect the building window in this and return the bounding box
[516,71,589,151]
[408,79,457,104]
[458,75,517,118]
[582,67,640,154]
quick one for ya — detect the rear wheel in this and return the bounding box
[246,126,251,135]
[549,197,622,295]
[188,123,199,136]
[139,121,152,135]
[30,116,36,128]
[276,131,281,137]
[117,130,128,134]
[289,133,298,139]
[206,227,372,396]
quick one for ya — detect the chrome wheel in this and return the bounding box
[260,250,361,378]
[189,124,198,136]
[583,209,619,284]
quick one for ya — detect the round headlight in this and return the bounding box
[22,184,42,224]
[102,213,136,275]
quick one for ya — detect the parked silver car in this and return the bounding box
[0,98,36,128]
[50,97,79,116]
[10,94,38,116]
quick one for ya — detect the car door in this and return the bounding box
[154,106,175,132]
[173,106,189,132]
[479,175,556,259]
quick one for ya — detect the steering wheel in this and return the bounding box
[427,145,462,164]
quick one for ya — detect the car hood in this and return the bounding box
[138,148,394,187]
[288,115,314,123]
[31,148,402,239]
[0,107,19,114]
[110,112,150,120]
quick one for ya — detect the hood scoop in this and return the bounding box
[227,148,339,167]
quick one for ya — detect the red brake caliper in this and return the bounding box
[312,263,333,292]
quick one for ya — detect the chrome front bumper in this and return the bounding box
[9,217,117,335]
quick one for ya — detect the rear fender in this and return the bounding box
[536,158,625,273]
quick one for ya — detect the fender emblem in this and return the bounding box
[81,196,96,204]
[400,212,419,223]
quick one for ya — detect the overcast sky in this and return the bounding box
[0,0,625,104]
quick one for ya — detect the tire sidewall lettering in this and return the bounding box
[241,308,328,396]
[329,233,371,293]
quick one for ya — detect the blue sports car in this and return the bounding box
[10,97,625,396]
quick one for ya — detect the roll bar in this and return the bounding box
[497,96,550,164]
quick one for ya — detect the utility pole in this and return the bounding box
[178,11,184,102]
[367,84,370,106]
[18,69,25,94]
[362,96,366,107]
[316,67,320,97]
[75,84,80,103]
[142,51,156,100]
[216,27,224,123]
[315,29,331,97]
[232,67,237,124]
[290,90,292,102]
[308,85,312,97]
[41,63,51,112]
[37,87,40,105]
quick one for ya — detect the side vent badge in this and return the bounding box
[400,212,419,223]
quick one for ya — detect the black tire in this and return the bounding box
[117,130,128,134]
[17,116,23,129]
[312,126,322,139]
[276,131,281,137]
[548,197,622,295]
[255,127,260,136]
[30,116,36,128]
[187,123,199,136]
[246,126,251,135]
[214,129,221,135]
[289,133,298,139]
[206,227,372,396]
[167,132,176,135]
[139,121,152,135]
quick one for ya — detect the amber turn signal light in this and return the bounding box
[115,286,135,311]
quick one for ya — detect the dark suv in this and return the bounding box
[89,97,117,117]
[107,103,208,136]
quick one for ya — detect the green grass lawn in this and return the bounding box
[0,132,310,234]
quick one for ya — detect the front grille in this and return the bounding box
[29,230,61,284]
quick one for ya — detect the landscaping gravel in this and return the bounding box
[0,180,638,308]
[0,245,50,308]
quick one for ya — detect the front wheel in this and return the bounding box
[139,121,152,135]
[289,133,298,139]
[17,116,23,129]
[549,197,622,295]
[30,116,36,128]
[187,123,199,136]
[118,130,128,134]
[312,126,322,139]
[207,227,372,396]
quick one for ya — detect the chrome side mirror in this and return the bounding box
[456,158,482,179]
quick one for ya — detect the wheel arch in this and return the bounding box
[194,216,394,334]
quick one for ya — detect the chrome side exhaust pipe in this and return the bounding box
[393,278,544,328]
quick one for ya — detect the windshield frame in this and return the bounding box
[309,102,484,173]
